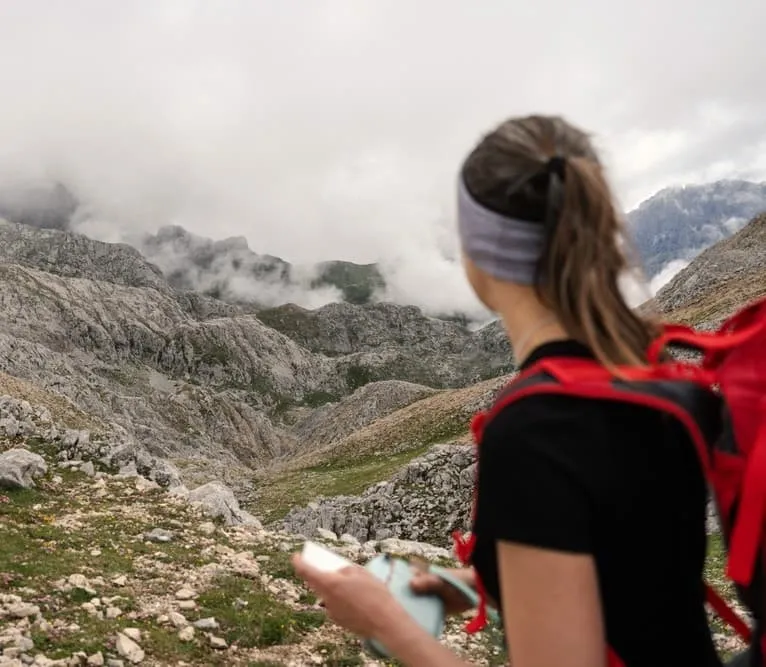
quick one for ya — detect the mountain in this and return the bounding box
[139,225,386,308]
[2,176,763,319]
[0,181,79,231]
[0,219,510,493]
[626,179,766,280]
[650,212,766,327]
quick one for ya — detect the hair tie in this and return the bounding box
[546,155,567,181]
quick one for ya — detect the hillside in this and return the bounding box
[627,179,766,280]
[651,212,766,326]
[0,219,510,493]
[0,405,507,666]
[0,384,745,664]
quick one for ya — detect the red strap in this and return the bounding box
[648,311,766,365]
[607,647,625,667]
[726,414,766,586]
[705,583,752,641]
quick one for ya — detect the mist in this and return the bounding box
[0,0,764,318]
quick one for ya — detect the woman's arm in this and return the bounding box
[291,554,477,667]
[369,609,476,667]
[496,540,606,667]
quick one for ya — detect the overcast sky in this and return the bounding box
[0,0,763,315]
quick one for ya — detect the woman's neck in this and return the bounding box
[498,307,568,366]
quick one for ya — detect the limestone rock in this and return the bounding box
[0,449,47,489]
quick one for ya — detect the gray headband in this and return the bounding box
[457,177,546,286]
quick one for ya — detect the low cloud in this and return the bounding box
[650,259,691,294]
[0,1,763,317]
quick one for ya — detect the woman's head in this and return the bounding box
[458,114,656,368]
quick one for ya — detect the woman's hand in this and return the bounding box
[291,553,402,640]
[292,553,476,667]
[409,566,478,615]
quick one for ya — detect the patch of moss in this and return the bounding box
[302,390,340,408]
[198,340,233,366]
[345,364,376,391]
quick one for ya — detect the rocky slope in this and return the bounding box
[0,385,745,665]
[0,219,510,491]
[0,400,508,666]
[627,179,766,280]
[650,212,766,327]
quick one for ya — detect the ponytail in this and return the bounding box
[534,156,659,368]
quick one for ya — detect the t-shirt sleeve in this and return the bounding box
[474,399,598,554]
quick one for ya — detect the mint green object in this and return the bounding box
[362,553,500,659]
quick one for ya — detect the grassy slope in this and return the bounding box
[0,463,744,665]
[252,376,507,523]
[0,434,508,666]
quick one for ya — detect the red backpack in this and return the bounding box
[452,295,766,666]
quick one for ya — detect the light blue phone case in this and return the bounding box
[362,553,499,658]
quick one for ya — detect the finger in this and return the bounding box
[291,554,331,591]
[409,572,442,592]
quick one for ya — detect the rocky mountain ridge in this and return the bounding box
[627,179,766,280]
[0,219,511,492]
[3,177,764,315]
[651,212,766,326]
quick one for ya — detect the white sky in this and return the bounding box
[0,0,763,315]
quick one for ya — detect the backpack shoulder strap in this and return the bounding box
[477,357,721,475]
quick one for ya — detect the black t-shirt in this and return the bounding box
[470,339,721,667]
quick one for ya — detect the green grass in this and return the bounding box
[253,445,435,524]
[195,575,325,649]
[0,463,339,665]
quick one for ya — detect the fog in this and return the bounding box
[0,0,764,318]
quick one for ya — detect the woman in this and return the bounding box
[292,114,723,666]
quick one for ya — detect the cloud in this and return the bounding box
[650,259,691,294]
[0,0,763,316]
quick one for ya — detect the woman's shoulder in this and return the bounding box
[483,390,616,436]
[478,389,659,467]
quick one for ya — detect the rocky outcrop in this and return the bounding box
[0,219,170,294]
[259,302,512,388]
[652,212,766,326]
[0,448,47,489]
[283,444,476,546]
[183,481,262,527]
